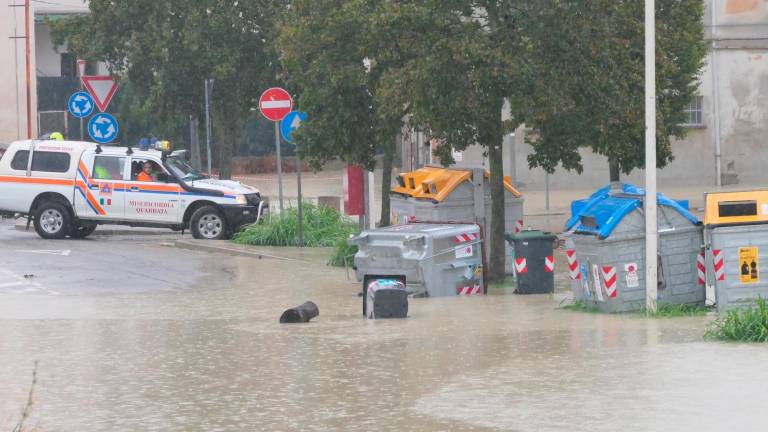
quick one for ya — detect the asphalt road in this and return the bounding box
[0,219,206,299]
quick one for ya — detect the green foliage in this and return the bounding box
[232,203,358,248]
[705,298,768,342]
[640,303,710,318]
[49,0,281,178]
[328,237,359,268]
[560,300,602,313]
[519,0,708,176]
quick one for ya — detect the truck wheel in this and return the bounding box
[70,222,97,239]
[190,206,227,240]
[33,201,71,239]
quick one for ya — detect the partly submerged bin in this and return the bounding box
[506,230,557,294]
[704,190,768,312]
[564,183,704,313]
[364,278,408,319]
[390,166,524,274]
[351,223,485,298]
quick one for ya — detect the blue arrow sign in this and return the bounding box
[68,91,94,118]
[87,113,119,144]
[280,111,307,143]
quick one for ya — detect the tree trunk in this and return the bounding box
[486,104,506,283]
[215,108,240,180]
[189,114,202,171]
[609,157,621,190]
[379,135,395,227]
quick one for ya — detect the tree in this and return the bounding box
[372,1,525,282]
[518,0,707,182]
[50,0,280,179]
[277,0,411,227]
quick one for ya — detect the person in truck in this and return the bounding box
[137,161,157,182]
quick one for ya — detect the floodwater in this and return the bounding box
[1,242,768,431]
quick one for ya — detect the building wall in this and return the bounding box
[35,23,61,78]
[0,0,37,143]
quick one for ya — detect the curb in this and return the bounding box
[13,223,175,237]
[172,239,300,261]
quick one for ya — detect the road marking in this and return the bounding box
[0,281,24,288]
[15,249,71,256]
[0,268,59,295]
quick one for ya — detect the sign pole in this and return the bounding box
[275,122,284,214]
[296,144,303,246]
[77,60,86,141]
[645,0,658,312]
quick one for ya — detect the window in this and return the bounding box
[10,150,29,171]
[131,158,172,183]
[31,151,71,173]
[12,150,71,172]
[682,96,703,127]
[92,156,126,180]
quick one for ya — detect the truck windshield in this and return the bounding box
[166,157,207,181]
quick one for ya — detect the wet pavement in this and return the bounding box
[1,220,768,431]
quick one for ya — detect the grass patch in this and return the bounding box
[639,303,710,318]
[327,236,358,267]
[559,300,601,313]
[705,297,768,342]
[232,203,358,248]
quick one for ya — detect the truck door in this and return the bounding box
[124,157,180,223]
[73,152,127,220]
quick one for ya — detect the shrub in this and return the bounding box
[232,202,358,247]
[705,297,768,342]
[327,237,358,267]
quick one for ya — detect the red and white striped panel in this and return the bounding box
[544,255,555,272]
[515,257,527,273]
[454,232,479,244]
[514,219,524,234]
[566,250,581,279]
[602,265,617,298]
[456,285,482,295]
[697,251,706,285]
[713,249,725,281]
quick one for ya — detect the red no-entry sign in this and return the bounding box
[259,87,293,122]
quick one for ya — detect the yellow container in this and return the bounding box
[704,190,768,226]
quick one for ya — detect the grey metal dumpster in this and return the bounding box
[506,230,557,294]
[563,183,704,313]
[350,223,486,298]
[703,190,768,312]
[390,166,524,274]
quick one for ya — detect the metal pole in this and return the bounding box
[545,171,550,212]
[275,122,284,214]
[296,143,303,246]
[710,4,722,187]
[11,4,21,140]
[204,79,212,175]
[24,0,32,138]
[645,0,658,312]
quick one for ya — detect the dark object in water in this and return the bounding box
[279,301,319,323]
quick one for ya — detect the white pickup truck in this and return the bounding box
[0,139,267,239]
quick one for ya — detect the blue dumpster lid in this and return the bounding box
[565,183,698,238]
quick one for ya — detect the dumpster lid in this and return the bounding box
[565,183,698,238]
[704,190,768,226]
[391,166,522,201]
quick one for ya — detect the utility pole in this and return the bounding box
[645,0,658,312]
[204,79,214,175]
[9,1,32,138]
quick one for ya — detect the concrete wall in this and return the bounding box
[0,0,37,143]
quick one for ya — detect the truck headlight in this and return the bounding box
[235,194,248,205]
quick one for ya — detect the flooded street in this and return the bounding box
[1,223,768,431]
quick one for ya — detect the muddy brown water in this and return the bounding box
[1,246,767,431]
